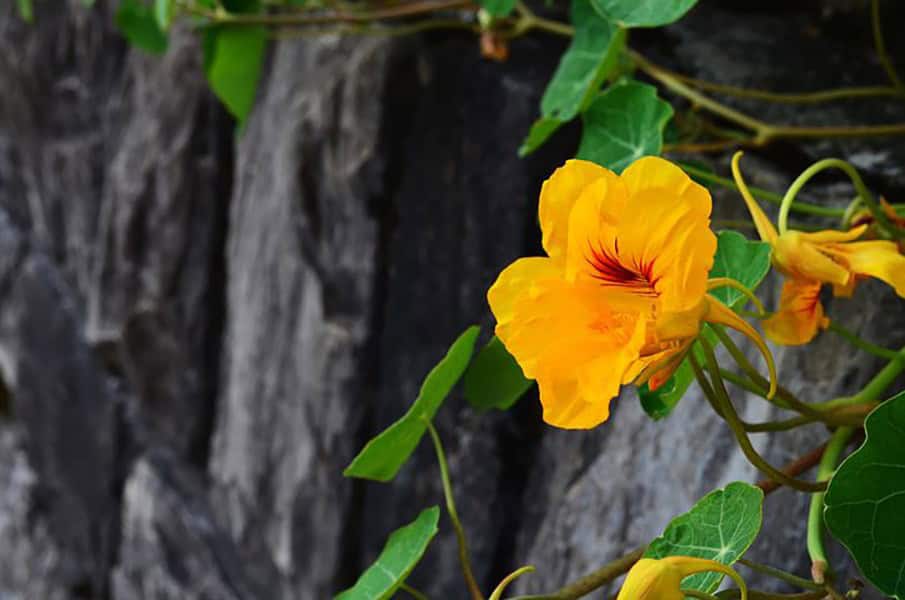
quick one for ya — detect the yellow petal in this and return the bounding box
[617,557,748,600]
[704,295,777,399]
[763,278,828,346]
[731,151,778,243]
[772,231,851,287]
[822,239,905,297]
[566,157,716,314]
[488,256,647,429]
[797,224,868,244]
[538,159,616,261]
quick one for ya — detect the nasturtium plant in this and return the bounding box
[115,0,169,55]
[519,0,624,156]
[590,0,699,27]
[645,482,764,595]
[464,335,532,411]
[335,506,440,600]
[344,326,480,482]
[825,391,905,599]
[576,81,673,173]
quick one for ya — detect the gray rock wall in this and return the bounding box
[0,1,902,598]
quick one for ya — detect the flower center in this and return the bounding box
[586,238,659,296]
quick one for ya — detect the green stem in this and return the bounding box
[716,591,827,600]
[826,321,902,360]
[736,558,822,591]
[806,426,855,584]
[871,0,905,92]
[401,582,431,600]
[777,158,887,236]
[709,326,821,418]
[695,337,826,493]
[425,420,485,600]
[680,163,845,218]
[684,591,721,600]
[507,546,644,600]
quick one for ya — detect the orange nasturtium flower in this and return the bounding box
[616,557,748,600]
[732,153,905,346]
[487,157,775,429]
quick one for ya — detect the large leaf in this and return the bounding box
[645,482,764,595]
[577,80,673,173]
[464,336,533,411]
[115,0,168,55]
[203,25,267,125]
[335,506,440,600]
[708,230,772,309]
[519,0,624,156]
[344,326,480,482]
[590,0,699,27]
[825,391,905,599]
[638,230,770,420]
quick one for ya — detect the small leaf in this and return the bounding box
[518,117,563,157]
[577,80,673,173]
[825,391,905,599]
[520,0,624,156]
[645,482,764,595]
[335,506,440,600]
[638,360,693,420]
[17,0,33,23]
[464,336,533,411]
[477,0,516,17]
[203,25,267,125]
[590,0,699,27]
[708,230,772,309]
[154,0,173,30]
[344,326,480,482]
[115,0,169,55]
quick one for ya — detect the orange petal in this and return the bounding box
[822,239,905,298]
[772,231,851,287]
[797,224,868,244]
[567,156,717,314]
[538,159,616,261]
[763,279,828,346]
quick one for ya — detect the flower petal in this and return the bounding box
[539,159,616,261]
[763,278,828,346]
[822,239,905,297]
[797,224,868,244]
[772,231,851,287]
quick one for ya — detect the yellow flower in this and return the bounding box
[616,557,747,600]
[732,152,905,345]
[488,157,775,429]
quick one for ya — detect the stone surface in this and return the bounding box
[0,2,902,599]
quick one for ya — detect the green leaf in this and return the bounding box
[825,391,905,599]
[17,0,33,23]
[335,506,440,600]
[518,117,564,157]
[638,360,693,420]
[708,230,772,309]
[115,0,169,55]
[154,0,173,30]
[203,25,267,125]
[520,0,624,156]
[590,0,699,27]
[344,326,480,482]
[477,0,516,17]
[464,336,533,411]
[645,482,764,595]
[576,80,673,173]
